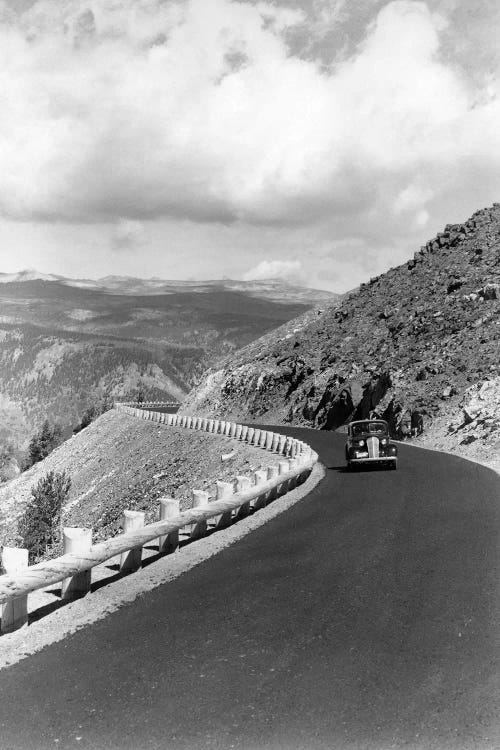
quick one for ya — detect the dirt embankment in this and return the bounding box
[0,409,278,547]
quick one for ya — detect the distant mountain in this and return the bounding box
[0,269,63,284]
[184,204,500,468]
[0,273,338,450]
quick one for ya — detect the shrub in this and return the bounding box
[18,471,71,563]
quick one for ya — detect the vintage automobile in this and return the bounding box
[345,419,398,470]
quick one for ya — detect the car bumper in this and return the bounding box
[348,456,397,463]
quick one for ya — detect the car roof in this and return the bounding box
[349,419,388,426]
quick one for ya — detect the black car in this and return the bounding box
[345,419,398,470]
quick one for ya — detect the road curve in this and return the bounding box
[0,427,499,750]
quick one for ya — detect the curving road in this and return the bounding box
[0,426,499,750]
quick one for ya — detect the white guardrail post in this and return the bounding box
[61,527,92,600]
[120,511,145,573]
[1,547,29,633]
[159,498,180,554]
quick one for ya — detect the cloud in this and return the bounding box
[0,0,498,262]
[111,219,148,251]
[243,259,302,282]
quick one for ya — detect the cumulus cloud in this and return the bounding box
[0,0,498,265]
[243,259,302,282]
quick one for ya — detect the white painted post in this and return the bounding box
[119,510,145,573]
[271,433,280,452]
[159,498,179,554]
[265,431,274,450]
[246,427,255,443]
[235,476,252,519]
[278,435,287,454]
[229,422,237,437]
[278,459,291,494]
[259,431,268,448]
[241,425,249,441]
[213,420,220,433]
[1,547,29,633]
[61,527,92,600]
[190,490,210,540]
[287,458,298,488]
[235,424,243,440]
[253,469,269,510]
[252,429,261,446]
[266,464,280,500]
[216,481,234,529]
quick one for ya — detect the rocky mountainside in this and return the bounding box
[184,204,500,467]
[0,276,336,450]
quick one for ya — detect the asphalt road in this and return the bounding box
[0,427,499,750]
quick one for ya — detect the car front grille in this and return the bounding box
[367,436,380,458]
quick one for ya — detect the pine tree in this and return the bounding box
[18,471,71,563]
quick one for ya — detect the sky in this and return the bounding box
[0,0,499,292]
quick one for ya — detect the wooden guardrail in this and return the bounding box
[0,406,318,633]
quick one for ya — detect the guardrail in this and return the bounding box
[117,400,180,409]
[0,405,318,634]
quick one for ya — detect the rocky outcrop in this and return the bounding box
[184,203,500,462]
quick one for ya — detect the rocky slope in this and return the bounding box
[184,204,500,466]
[0,409,278,550]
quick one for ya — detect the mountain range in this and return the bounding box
[0,273,337,451]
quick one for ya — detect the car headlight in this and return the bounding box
[380,438,388,445]
[357,439,365,447]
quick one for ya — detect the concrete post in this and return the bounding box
[287,458,298,488]
[229,422,237,438]
[159,498,179,554]
[235,424,243,440]
[190,490,209,540]
[265,431,274,450]
[213,420,220,433]
[278,435,287,454]
[235,476,252,519]
[246,427,255,443]
[61,527,92,600]
[253,469,269,510]
[278,460,291,494]
[1,547,29,633]
[120,510,145,573]
[216,481,233,529]
[266,464,280,500]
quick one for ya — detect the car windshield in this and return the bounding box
[351,421,387,436]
